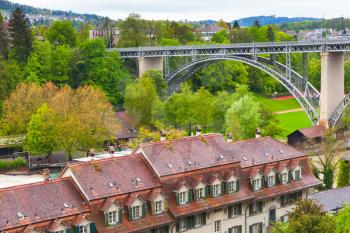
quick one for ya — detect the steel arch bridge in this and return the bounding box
[113,39,350,128]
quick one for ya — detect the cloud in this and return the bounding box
[10,0,350,21]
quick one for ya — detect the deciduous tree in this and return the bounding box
[47,20,77,47]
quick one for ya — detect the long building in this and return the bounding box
[0,134,320,233]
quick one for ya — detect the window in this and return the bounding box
[230,225,242,233]
[294,169,301,181]
[79,225,88,233]
[152,226,169,233]
[155,200,163,214]
[178,191,188,204]
[228,180,236,193]
[196,188,204,200]
[267,175,275,187]
[281,172,288,184]
[280,191,302,207]
[249,201,263,215]
[132,205,141,219]
[252,178,261,191]
[231,203,242,217]
[108,210,119,224]
[249,223,263,233]
[53,231,64,233]
[214,220,221,232]
[179,218,186,231]
[213,184,221,197]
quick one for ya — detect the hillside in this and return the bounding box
[0,0,105,26]
[234,15,320,27]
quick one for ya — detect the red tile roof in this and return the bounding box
[139,134,239,177]
[294,125,327,139]
[62,154,161,201]
[228,137,306,167]
[0,177,89,230]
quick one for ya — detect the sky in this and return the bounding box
[10,0,350,21]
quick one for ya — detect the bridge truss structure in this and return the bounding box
[114,39,350,127]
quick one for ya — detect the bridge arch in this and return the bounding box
[166,55,320,125]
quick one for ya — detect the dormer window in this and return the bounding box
[108,210,119,225]
[251,174,262,191]
[104,202,122,227]
[267,171,275,188]
[178,191,188,204]
[128,197,146,221]
[196,187,205,200]
[155,200,163,214]
[228,180,236,193]
[280,169,289,184]
[212,183,221,197]
[293,165,302,181]
[132,205,141,219]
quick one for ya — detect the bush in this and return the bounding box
[337,160,350,188]
[0,157,27,171]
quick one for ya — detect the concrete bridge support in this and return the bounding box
[138,56,163,77]
[319,52,345,127]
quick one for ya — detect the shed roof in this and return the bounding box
[309,186,350,212]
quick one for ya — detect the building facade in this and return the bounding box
[0,134,320,233]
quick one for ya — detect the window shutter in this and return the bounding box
[295,170,301,181]
[205,186,209,198]
[258,223,263,233]
[221,182,226,195]
[142,203,147,218]
[201,212,206,225]
[89,223,96,233]
[257,201,263,213]
[128,207,133,220]
[66,229,71,233]
[151,229,156,233]
[249,203,253,215]
[188,189,193,203]
[119,208,123,223]
[209,185,214,197]
[176,223,180,232]
[288,171,293,182]
[275,173,280,185]
[104,213,109,227]
[249,225,253,233]
[228,205,233,218]
[238,225,242,233]
[74,227,79,233]
[236,179,240,192]
[176,192,180,205]
[164,225,170,233]
[186,215,194,229]
[193,189,198,201]
[228,227,233,233]
[237,203,242,215]
[261,176,266,188]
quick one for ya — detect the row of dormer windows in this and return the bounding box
[175,179,241,205]
[250,166,302,191]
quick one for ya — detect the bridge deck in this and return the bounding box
[111,39,350,58]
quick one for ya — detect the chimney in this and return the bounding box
[42,168,50,181]
[160,130,166,142]
[195,125,201,136]
[227,132,233,143]
[255,128,261,138]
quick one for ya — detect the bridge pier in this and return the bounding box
[319,52,345,128]
[138,56,163,77]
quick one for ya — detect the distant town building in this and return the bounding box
[0,133,320,233]
[197,25,227,41]
[89,28,120,47]
[309,186,350,213]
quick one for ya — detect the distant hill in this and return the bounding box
[0,0,105,26]
[234,16,321,27]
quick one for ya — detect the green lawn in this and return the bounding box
[254,94,301,112]
[276,111,313,137]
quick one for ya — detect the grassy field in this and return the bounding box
[254,94,301,112]
[276,111,313,137]
[254,95,313,137]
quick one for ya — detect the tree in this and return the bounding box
[24,103,57,158]
[47,20,77,47]
[253,19,261,28]
[313,129,339,189]
[225,94,261,140]
[118,13,148,47]
[211,91,234,133]
[232,20,240,29]
[0,13,9,58]
[8,7,33,65]
[336,160,350,188]
[192,88,214,133]
[124,77,160,127]
[50,45,72,85]
[335,205,350,233]
[211,29,230,44]
[266,26,275,42]
[273,199,336,233]
[143,69,168,100]
[24,40,52,84]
